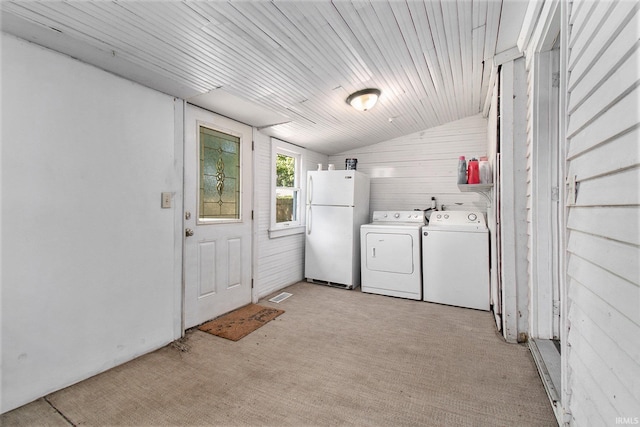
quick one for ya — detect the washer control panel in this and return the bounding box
[372,211,426,224]
[428,211,486,228]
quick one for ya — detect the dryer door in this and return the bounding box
[365,232,414,274]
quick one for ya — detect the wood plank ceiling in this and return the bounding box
[1,1,525,155]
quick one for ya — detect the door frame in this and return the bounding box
[179,102,258,334]
[525,0,563,343]
[174,99,186,338]
[521,1,569,423]
[529,43,561,340]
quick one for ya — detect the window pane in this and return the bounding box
[276,154,295,187]
[199,126,240,220]
[276,188,298,223]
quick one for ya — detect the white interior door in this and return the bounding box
[184,105,253,329]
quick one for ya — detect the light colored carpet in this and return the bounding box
[2,282,556,426]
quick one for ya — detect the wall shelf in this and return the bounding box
[458,183,494,206]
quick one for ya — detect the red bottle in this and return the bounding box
[467,158,480,184]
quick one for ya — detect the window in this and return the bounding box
[199,125,240,221]
[270,139,304,237]
[276,153,298,223]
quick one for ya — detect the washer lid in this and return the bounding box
[426,211,487,230]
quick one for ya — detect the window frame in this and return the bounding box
[270,139,305,238]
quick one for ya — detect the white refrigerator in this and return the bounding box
[304,170,370,289]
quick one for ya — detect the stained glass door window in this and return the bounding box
[199,126,240,221]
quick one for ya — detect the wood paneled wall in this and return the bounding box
[253,131,327,298]
[328,114,489,217]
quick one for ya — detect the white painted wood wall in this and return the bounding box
[563,1,640,424]
[253,115,492,300]
[498,59,530,343]
[328,115,490,216]
[253,131,327,298]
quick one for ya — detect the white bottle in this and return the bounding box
[479,156,492,184]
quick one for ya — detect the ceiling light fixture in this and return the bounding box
[346,88,381,111]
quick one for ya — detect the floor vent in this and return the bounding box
[269,292,293,303]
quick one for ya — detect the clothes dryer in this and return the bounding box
[360,211,425,300]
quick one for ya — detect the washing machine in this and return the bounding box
[422,211,490,311]
[360,211,425,300]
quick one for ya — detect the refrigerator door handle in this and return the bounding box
[307,206,312,234]
[308,175,313,204]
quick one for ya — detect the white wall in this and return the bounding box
[253,131,327,298]
[329,115,489,216]
[1,34,182,413]
[563,1,640,424]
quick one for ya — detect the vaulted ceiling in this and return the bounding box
[1,1,527,154]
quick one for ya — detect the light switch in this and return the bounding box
[161,192,172,208]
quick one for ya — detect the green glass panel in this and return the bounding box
[219,202,237,217]
[202,175,218,203]
[221,177,238,203]
[220,140,238,154]
[203,147,218,176]
[199,126,240,220]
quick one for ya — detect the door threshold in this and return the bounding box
[529,338,561,407]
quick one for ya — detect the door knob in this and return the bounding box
[185,228,194,237]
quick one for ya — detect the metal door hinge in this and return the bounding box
[552,72,560,88]
[251,210,254,220]
[553,300,560,317]
[252,140,255,151]
[251,279,254,289]
[551,186,559,202]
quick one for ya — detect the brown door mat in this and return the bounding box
[198,304,285,341]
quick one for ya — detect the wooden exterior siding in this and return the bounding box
[253,131,328,298]
[328,114,490,216]
[565,1,640,424]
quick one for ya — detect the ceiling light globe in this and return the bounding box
[346,88,381,111]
